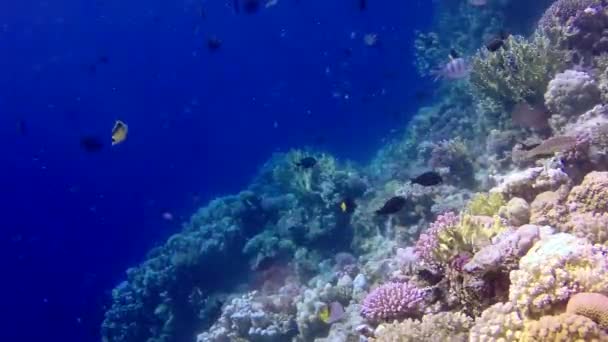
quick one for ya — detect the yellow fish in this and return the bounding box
[318,306,330,323]
[111,120,128,145]
[340,201,347,213]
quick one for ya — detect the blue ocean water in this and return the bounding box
[0,0,431,340]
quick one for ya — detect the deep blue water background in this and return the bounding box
[0,0,431,340]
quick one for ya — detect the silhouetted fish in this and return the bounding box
[207,36,222,51]
[295,157,317,169]
[486,31,510,52]
[243,0,260,13]
[98,56,110,64]
[375,196,406,215]
[411,171,442,186]
[80,136,104,152]
[359,0,367,11]
[16,119,27,136]
[339,198,357,214]
[449,49,460,59]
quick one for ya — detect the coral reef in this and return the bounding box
[102,2,608,342]
[509,233,608,317]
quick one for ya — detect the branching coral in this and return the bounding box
[470,34,566,112]
[372,311,473,342]
[360,282,426,323]
[466,192,506,216]
[509,233,608,317]
[469,302,525,342]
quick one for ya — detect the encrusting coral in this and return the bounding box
[521,313,608,341]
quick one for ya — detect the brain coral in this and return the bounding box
[521,313,608,342]
[360,282,425,323]
[509,233,608,317]
[567,292,608,329]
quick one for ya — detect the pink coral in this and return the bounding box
[415,212,459,267]
[360,282,425,323]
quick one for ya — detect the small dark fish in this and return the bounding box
[207,36,222,51]
[98,56,110,64]
[16,119,27,136]
[198,7,207,19]
[410,171,443,186]
[486,31,510,52]
[375,196,406,215]
[359,0,366,11]
[80,136,104,153]
[449,48,460,59]
[243,0,260,13]
[295,156,317,169]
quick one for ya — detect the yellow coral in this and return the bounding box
[372,311,473,342]
[469,302,525,342]
[433,214,508,265]
[567,293,608,329]
[509,234,608,317]
[521,313,608,342]
[567,172,608,214]
[466,192,506,216]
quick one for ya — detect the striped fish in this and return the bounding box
[432,57,470,81]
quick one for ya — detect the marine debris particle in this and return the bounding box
[411,171,443,186]
[375,196,407,215]
[80,136,104,152]
[111,120,128,146]
[295,156,317,169]
[525,135,578,158]
[363,33,378,47]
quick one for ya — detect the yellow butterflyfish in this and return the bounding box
[111,120,128,146]
[318,306,330,323]
[340,201,347,213]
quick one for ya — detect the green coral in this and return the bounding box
[470,34,566,111]
[466,192,506,216]
[433,214,508,266]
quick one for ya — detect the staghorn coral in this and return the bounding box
[545,70,601,121]
[431,214,508,268]
[509,233,608,317]
[414,211,459,269]
[521,313,608,341]
[466,192,506,216]
[360,282,426,323]
[469,302,525,342]
[371,311,473,342]
[470,34,566,112]
[567,292,608,329]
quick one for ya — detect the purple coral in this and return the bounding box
[415,212,459,266]
[538,0,603,30]
[360,282,425,322]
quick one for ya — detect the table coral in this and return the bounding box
[509,233,608,317]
